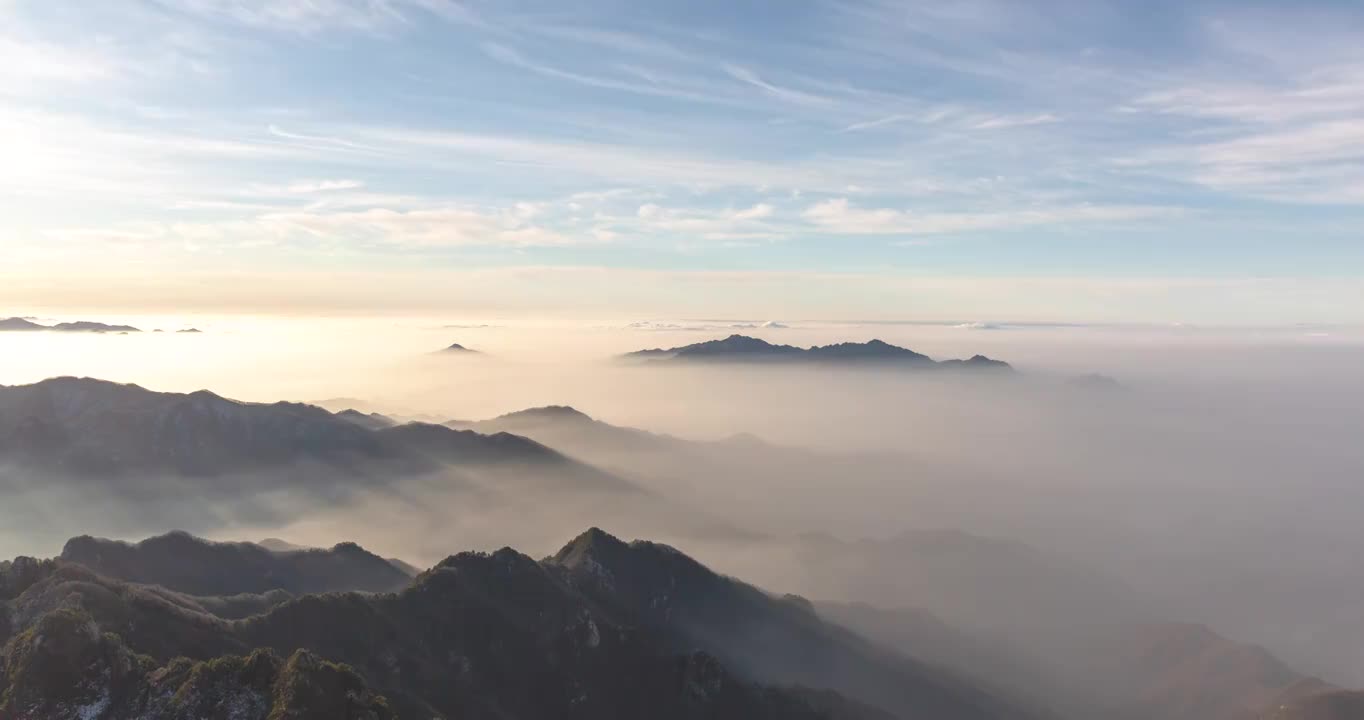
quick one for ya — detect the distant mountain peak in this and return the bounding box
[553,526,629,569]
[52,320,142,333]
[549,528,713,597]
[0,317,44,331]
[35,375,146,391]
[430,546,543,579]
[807,339,933,362]
[441,342,478,353]
[497,405,594,422]
[186,388,229,403]
[703,334,791,351]
[938,354,1012,371]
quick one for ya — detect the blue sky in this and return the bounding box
[2,0,1363,322]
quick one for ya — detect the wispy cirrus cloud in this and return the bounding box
[480,42,727,104]
[42,203,586,255]
[802,197,1179,235]
[970,112,1060,130]
[3,0,1363,322]
[1105,7,1364,205]
[156,0,408,33]
[260,206,580,247]
[722,65,833,107]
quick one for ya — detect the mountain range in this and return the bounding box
[0,377,740,558]
[0,317,142,333]
[0,377,608,481]
[12,524,1338,720]
[622,335,1012,370]
[1,528,1039,720]
[2,376,1358,719]
[60,531,415,596]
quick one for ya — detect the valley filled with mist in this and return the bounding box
[3,314,1363,719]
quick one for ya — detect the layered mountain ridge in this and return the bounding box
[60,531,414,596]
[0,528,1040,720]
[0,377,616,482]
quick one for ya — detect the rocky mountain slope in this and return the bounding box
[0,529,1047,720]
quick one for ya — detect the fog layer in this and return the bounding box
[3,315,1364,700]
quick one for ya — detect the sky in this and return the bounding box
[2,0,1363,323]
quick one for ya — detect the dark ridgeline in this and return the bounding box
[335,408,400,430]
[549,528,1034,720]
[0,376,659,560]
[445,404,683,455]
[50,321,142,333]
[0,527,1049,720]
[0,377,617,482]
[621,334,1012,371]
[60,531,413,596]
[0,377,393,478]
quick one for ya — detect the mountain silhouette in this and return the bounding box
[545,528,1045,720]
[0,529,1022,719]
[622,335,1011,370]
[0,318,142,333]
[60,531,413,596]
[0,317,44,331]
[0,377,607,480]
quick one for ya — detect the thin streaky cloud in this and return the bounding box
[523,24,695,63]
[971,112,1061,129]
[842,114,916,132]
[480,42,727,104]
[723,65,834,107]
[266,124,389,154]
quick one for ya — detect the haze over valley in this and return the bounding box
[3,313,1364,719]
